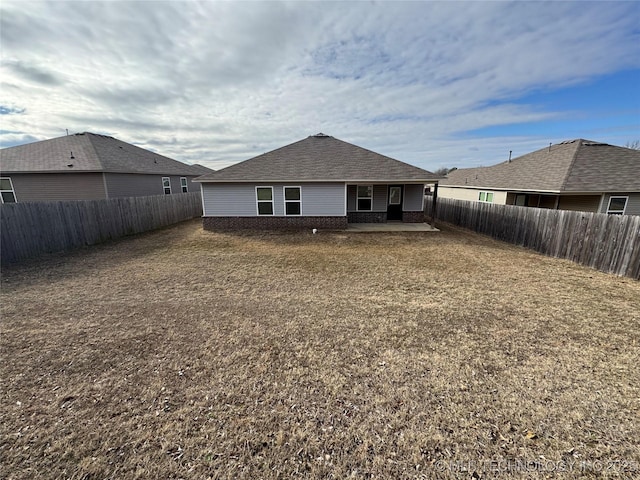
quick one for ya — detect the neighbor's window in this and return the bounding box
[606,196,628,215]
[0,177,16,203]
[162,177,171,195]
[479,191,494,203]
[256,187,274,215]
[180,177,188,193]
[284,186,301,216]
[357,185,373,211]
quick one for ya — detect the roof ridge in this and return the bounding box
[83,133,107,170]
[559,139,583,190]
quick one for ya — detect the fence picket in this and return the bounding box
[429,198,639,279]
[1,192,202,264]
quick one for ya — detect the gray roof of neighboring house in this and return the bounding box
[195,134,440,183]
[189,163,215,174]
[0,132,204,176]
[441,139,640,193]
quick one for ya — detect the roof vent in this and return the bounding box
[67,163,73,168]
[70,151,75,159]
[312,133,329,137]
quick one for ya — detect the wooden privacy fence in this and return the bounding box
[427,198,640,279]
[1,192,202,264]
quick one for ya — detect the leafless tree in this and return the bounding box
[434,167,457,176]
[625,140,640,150]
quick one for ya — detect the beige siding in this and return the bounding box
[438,186,508,204]
[7,173,106,202]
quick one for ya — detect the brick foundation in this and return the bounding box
[347,212,387,223]
[402,211,425,223]
[203,216,348,231]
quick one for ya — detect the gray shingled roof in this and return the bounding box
[194,134,440,183]
[441,139,640,192]
[189,163,215,174]
[0,132,203,176]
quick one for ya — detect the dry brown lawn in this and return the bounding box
[1,219,639,479]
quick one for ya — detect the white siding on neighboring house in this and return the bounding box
[403,184,425,211]
[202,182,345,217]
[438,186,508,204]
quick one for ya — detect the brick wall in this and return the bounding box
[203,216,348,231]
[402,211,425,223]
[347,212,387,223]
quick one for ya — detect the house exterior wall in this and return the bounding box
[346,183,424,211]
[201,182,345,217]
[438,186,508,204]
[104,174,197,198]
[373,185,387,211]
[557,195,601,212]
[403,184,425,211]
[3,173,106,202]
[203,216,347,231]
[599,193,640,215]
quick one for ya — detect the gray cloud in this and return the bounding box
[0,1,638,169]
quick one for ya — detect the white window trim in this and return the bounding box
[162,177,172,195]
[478,191,494,203]
[180,177,188,193]
[389,186,402,205]
[0,177,17,203]
[283,186,302,216]
[256,186,274,216]
[606,196,628,214]
[356,184,374,212]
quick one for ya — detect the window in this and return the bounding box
[479,191,494,203]
[357,185,373,211]
[162,177,171,195]
[284,186,301,215]
[256,187,274,215]
[389,186,402,205]
[606,196,628,215]
[0,177,16,203]
[180,177,188,193]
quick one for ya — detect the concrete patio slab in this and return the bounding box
[346,222,439,232]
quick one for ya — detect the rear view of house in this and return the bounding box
[194,133,441,230]
[439,139,640,215]
[0,132,211,203]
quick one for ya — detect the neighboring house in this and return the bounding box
[194,133,441,230]
[0,132,208,203]
[439,139,640,215]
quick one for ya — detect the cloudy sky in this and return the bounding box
[1,1,639,171]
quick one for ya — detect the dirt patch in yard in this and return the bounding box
[1,220,639,479]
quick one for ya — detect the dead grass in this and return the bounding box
[1,220,639,479]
